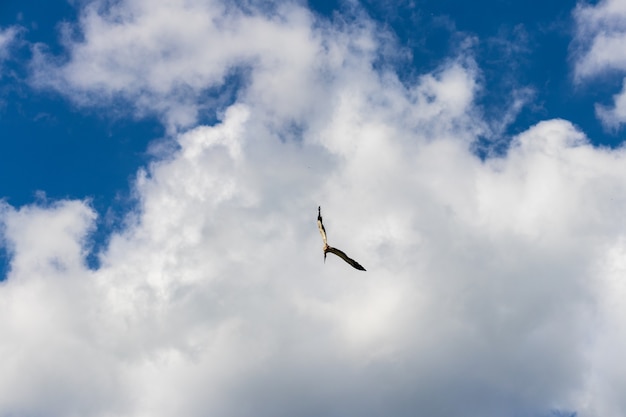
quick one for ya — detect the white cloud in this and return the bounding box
[0,26,18,55]
[0,25,20,74]
[573,0,626,79]
[30,0,381,132]
[595,78,626,130]
[572,0,626,129]
[4,0,626,416]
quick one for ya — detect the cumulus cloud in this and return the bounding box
[3,0,626,416]
[573,0,626,79]
[572,0,626,129]
[595,78,626,130]
[29,0,384,132]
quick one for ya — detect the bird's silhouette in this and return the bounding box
[317,206,366,271]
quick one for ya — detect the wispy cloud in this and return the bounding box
[2,1,626,416]
[0,25,21,75]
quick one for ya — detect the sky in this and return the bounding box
[2,0,626,416]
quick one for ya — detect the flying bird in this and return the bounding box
[317,206,366,271]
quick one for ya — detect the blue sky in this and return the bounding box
[2,0,626,416]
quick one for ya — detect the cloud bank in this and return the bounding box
[2,1,626,416]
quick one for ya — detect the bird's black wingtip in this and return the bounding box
[351,259,366,271]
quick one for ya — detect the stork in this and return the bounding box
[317,206,366,271]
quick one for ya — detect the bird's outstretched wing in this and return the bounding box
[317,206,327,246]
[325,245,366,271]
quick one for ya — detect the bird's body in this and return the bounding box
[317,206,366,271]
